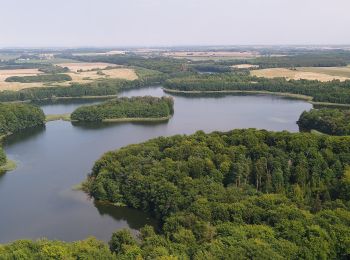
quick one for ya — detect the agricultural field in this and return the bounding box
[251,67,350,82]
[162,51,260,60]
[0,69,44,90]
[297,65,350,78]
[57,68,138,86]
[0,62,138,91]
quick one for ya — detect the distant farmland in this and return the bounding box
[251,67,350,82]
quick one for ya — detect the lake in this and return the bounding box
[0,86,312,243]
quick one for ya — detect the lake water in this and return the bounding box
[0,86,312,243]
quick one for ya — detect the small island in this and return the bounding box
[298,108,350,135]
[70,96,174,122]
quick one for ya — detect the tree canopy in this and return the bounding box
[298,108,350,135]
[82,129,350,259]
[0,103,45,135]
[71,96,174,122]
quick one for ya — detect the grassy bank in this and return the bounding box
[45,114,71,122]
[0,160,17,173]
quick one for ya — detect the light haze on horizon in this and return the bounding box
[1,0,349,47]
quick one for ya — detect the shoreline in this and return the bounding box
[0,159,17,173]
[46,114,172,123]
[162,88,350,107]
[102,115,172,123]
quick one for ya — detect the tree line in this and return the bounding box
[219,51,350,68]
[71,96,174,122]
[82,129,350,259]
[0,70,164,102]
[298,108,350,135]
[5,73,72,83]
[164,73,350,104]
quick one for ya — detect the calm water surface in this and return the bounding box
[0,87,312,243]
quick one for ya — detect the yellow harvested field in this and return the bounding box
[0,67,138,91]
[0,69,44,91]
[57,62,118,72]
[0,69,42,81]
[231,64,259,69]
[251,68,350,82]
[57,68,138,86]
[297,66,350,78]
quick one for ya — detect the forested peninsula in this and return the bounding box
[71,96,174,122]
[83,129,350,259]
[298,108,350,135]
[163,73,350,105]
[0,103,45,136]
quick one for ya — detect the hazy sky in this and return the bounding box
[1,0,349,47]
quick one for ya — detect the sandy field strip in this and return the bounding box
[251,68,350,82]
[57,62,119,72]
[232,64,259,69]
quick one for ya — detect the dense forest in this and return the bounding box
[71,96,174,122]
[164,73,350,104]
[5,73,72,83]
[298,109,350,135]
[0,238,115,259]
[190,63,232,73]
[82,129,350,259]
[220,51,350,68]
[0,103,45,135]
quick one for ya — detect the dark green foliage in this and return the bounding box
[191,63,232,73]
[0,237,115,259]
[38,65,70,74]
[164,73,350,104]
[298,109,350,135]
[109,229,137,254]
[249,54,349,68]
[5,73,72,83]
[71,96,174,122]
[0,103,45,135]
[85,129,350,259]
[0,147,6,166]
